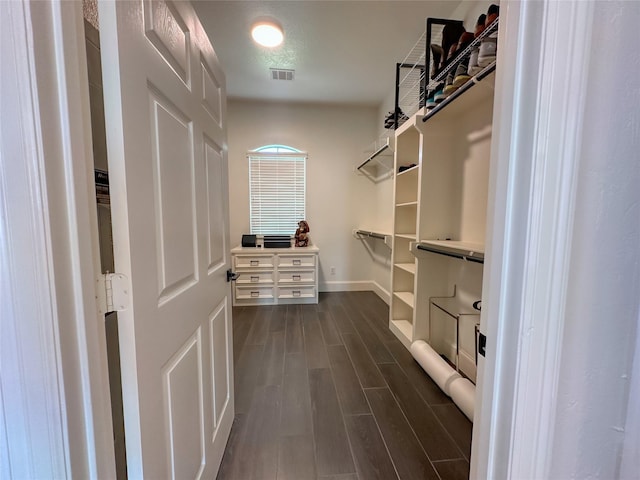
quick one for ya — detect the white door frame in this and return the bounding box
[4,0,625,478]
[1,1,115,477]
[471,0,596,478]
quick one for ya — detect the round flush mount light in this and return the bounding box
[251,20,284,48]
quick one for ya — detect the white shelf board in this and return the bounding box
[420,67,496,130]
[390,319,413,343]
[395,107,427,137]
[395,233,417,240]
[394,291,415,308]
[396,164,419,178]
[396,201,418,207]
[395,263,416,275]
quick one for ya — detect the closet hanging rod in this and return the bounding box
[416,243,484,264]
[357,143,391,171]
[356,230,386,240]
[354,229,392,248]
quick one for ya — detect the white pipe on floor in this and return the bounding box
[410,340,475,421]
[410,340,460,393]
[449,376,475,421]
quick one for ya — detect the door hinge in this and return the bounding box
[97,273,130,315]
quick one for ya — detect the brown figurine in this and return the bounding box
[295,220,310,247]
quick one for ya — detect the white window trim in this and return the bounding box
[247,147,307,236]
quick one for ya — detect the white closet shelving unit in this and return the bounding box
[389,58,497,383]
[389,118,422,348]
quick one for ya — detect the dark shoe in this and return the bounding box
[485,4,499,27]
[443,70,458,97]
[433,82,446,103]
[452,31,474,86]
[468,14,487,75]
[453,63,471,87]
[441,22,466,66]
[474,14,487,37]
[430,44,444,78]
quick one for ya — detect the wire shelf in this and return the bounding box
[357,133,395,182]
[426,17,499,91]
[394,31,427,127]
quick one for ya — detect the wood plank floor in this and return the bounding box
[217,291,472,480]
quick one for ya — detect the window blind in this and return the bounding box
[248,152,306,235]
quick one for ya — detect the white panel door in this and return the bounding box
[98,1,232,477]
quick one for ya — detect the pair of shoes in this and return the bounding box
[383,108,409,129]
[425,80,446,110]
[429,21,466,78]
[425,91,437,110]
[478,4,499,68]
[441,28,476,99]
[467,12,489,76]
[426,82,447,107]
[449,31,475,89]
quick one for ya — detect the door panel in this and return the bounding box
[209,301,230,430]
[205,138,226,274]
[98,0,232,477]
[163,330,204,479]
[148,88,198,302]
[201,59,222,125]
[144,0,191,86]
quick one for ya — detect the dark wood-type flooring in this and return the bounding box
[217,291,472,480]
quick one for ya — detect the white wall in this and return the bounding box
[549,1,640,475]
[227,99,385,292]
[451,1,493,31]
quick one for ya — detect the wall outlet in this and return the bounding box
[330,266,336,275]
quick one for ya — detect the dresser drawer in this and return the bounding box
[278,285,316,299]
[277,254,316,268]
[234,254,274,269]
[236,271,274,285]
[278,270,315,284]
[235,286,274,300]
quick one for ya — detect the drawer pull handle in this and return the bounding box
[293,290,301,297]
[293,259,301,265]
[250,291,259,297]
[293,275,301,281]
[251,276,259,282]
[250,260,259,266]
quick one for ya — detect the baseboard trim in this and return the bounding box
[371,281,391,305]
[320,280,372,292]
[319,281,390,305]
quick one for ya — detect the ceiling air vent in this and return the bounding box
[270,68,295,81]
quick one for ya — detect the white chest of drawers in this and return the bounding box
[230,245,319,306]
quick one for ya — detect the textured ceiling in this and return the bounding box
[193,0,462,106]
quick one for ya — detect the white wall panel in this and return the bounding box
[227,100,379,291]
[162,329,205,479]
[149,89,198,304]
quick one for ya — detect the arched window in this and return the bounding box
[247,145,307,235]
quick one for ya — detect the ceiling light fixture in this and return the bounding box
[251,20,284,48]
